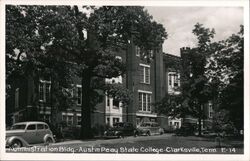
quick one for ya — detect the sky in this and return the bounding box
[146,7,243,56]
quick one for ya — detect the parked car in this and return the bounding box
[137,122,164,136]
[104,122,138,138]
[6,121,55,148]
[175,123,195,136]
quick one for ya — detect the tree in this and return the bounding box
[179,23,215,136]
[206,25,244,131]
[75,6,167,139]
[6,5,167,139]
[6,5,77,123]
[154,23,215,136]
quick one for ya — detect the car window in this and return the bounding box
[37,124,44,130]
[11,124,26,130]
[27,124,36,130]
[152,123,159,127]
[44,124,49,129]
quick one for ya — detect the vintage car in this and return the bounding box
[137,122,164,136]
[104,122,139,138]
[6,121,55,148]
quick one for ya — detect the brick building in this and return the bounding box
[6,38,186,133]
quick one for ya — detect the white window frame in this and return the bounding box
[168,72,180,88]
[139,64,150,84]
[39,80,51,102]
[138,90,152,112]
[76,84,82,106]
[136,46,140,57]
[62,113,74,125]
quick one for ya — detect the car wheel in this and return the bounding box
[146,131,151,136]
[134,131,138,137]
[45,137,53,145]
[10,139,22,148]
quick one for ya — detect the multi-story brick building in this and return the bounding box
[6,38,184,133]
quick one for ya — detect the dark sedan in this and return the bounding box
[104,122,139,138]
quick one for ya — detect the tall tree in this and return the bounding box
[154,23,215,136]
[6,5,167,139]
[206,25,244,131]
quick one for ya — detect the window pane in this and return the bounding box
[45,83,50,103]
[147,95,151,112]
[37,124,44,130]
[77,87,82,105]
[136,46,140,56]
[27,124,36,130]
[68,116,73,125]
[39,82,44,101]
[143,93,146,111]
[139,66,144,83]
[145,67,150,83]
[62,115,66,121]
[107,97,110,106]
[168,74,172,86]
[77,116,81,125]
[138,93,142,111]
[45,125,49,129]
[113,99,119,108]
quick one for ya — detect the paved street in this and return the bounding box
[6,134,243,154]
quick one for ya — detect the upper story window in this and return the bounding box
[106,96,120,109]
[39,80,51,103]
[76,85,82,105]
[138,90,152,112]
[136,46,140,57]
[139,64,150,84]
[168,72,180,88]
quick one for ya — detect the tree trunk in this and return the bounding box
[80,70,93,139]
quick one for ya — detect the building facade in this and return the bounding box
[7,40,215,134]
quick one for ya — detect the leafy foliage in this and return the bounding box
[6,5,167,139]
[206,25,244,130]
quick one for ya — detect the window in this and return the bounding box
[62,115,67,122]
[106,97,110,106]
[138,91,152,112]
[168,72,180,90]
[106,118,110,124]
[37,124,44,130]
[77,116,81,125]
[15,88,19,109]
[208,102,213,118]
[77,86,82,105]
[43,114,50,122]
[27,124,36,130]
[62,113,76,126]
[39,80,51,103]
[113,118,120,125]
[44,124,49,129]
[139,64,150,84]
[68,116,73,125]
[136,46,140,56]
[138,93,142,111]
[113,99,120,108]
